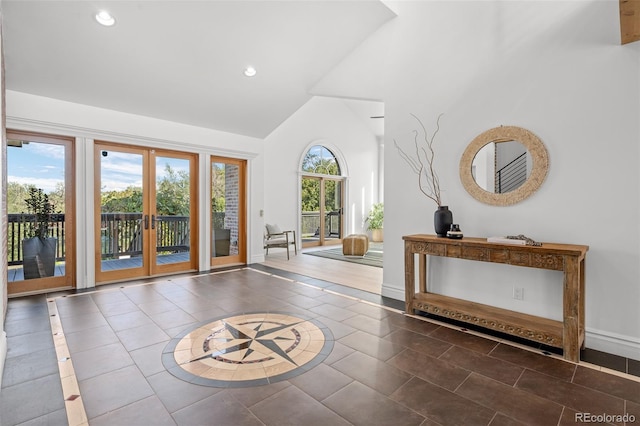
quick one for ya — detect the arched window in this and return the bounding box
[301,145,341,175]
[300,145,344,247]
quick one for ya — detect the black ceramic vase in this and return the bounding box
[434,205,453,237]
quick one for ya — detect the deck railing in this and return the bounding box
[99,213,191,259]
[8,213,192,265]
[7,213,65,265]
[301,211,341,238]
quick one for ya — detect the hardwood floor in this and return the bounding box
[262,246,383,294]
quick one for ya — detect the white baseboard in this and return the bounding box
[381,282,404,303]
[0,330,7,388]
[585,328,640,361]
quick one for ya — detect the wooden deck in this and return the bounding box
[8,252,191,282]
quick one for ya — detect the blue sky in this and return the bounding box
[9,141,189,194]
[8,141,64,193]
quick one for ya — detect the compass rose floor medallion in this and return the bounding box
[162,312,334,387]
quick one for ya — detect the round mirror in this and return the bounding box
[460,126,548,206]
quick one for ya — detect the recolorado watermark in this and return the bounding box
[575,412,636,423]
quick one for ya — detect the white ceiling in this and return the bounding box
[2,1,394,139]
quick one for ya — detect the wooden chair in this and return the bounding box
[264,224,297,260]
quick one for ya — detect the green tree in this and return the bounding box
[302,154,339,175]
[101,186,143,213]
[211,163,226,213]
[48,182,66,213]
[156,164,190,216]
[301,178,320,212]
[7,182,65,214]
[7,182,33,213]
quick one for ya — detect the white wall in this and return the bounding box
[377,1,640,359]
[5,91,265,287]
[263,96,381,247]
[0,11,8,386]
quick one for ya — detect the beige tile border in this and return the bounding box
[47,298,88,426]
[46,265,639,426]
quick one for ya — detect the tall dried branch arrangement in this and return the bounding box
[393,113,443,206]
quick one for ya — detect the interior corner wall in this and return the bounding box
[0,8,7,386]
[4,90,266,285]
[381,1,640,359]
[263,96,381,242]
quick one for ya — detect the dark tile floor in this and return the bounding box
[1,266,639,426]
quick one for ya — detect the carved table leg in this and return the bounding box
[563,256,580,362]
[419,254,427,294]
[404,240,415,314]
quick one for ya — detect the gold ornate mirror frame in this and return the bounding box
[460,126,549,206]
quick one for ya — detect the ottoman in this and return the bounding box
[343,234,369,256]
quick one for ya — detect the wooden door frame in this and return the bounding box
[151,150,199,275]
[7,130,75,296]
[94,142,149,283]
[210,156,246,268]
[94,142,198,284]
[301,175,344,248]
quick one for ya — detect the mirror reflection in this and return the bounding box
[472,140,532,193]
[459,125,548,206]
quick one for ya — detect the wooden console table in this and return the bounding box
[403,234,588,362]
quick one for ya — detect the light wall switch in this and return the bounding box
[513,287,524,300]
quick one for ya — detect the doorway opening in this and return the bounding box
[211,156,246,267]
[94,142,198,284]
[6,130,75,296]
[300,145,344,248]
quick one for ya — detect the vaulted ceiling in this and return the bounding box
[2,1,637,141]
[2,1,395,139]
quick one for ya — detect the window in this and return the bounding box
[302,145,340,175]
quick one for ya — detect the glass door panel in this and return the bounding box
[7,131,75,295]
[301,177,321,247]
[153,154,196,272]
[96,145,147,281]
[95,143,197,283]
[301,176,344,248]
[323,179,343,244]
[211,157,246,267]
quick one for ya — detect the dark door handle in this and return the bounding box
[144,215,149,229]
[151,215,156,230]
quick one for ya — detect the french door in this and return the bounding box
[211,157,246,267]
[95,142,198,283]
[6,130,75,295]
[301,176,344,247]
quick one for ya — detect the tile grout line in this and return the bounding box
[41,265,640,425]
[47,298,88,426]
[252,266,640,384]
[402,313,640,383]
[244,267,404,315]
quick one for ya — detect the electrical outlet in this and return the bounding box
[513,287,524,300]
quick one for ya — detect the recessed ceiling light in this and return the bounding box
[244,66,257,77]
[95,10,115,26]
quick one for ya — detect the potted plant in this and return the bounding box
[365,203,384,242]
[22,187,57,279]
